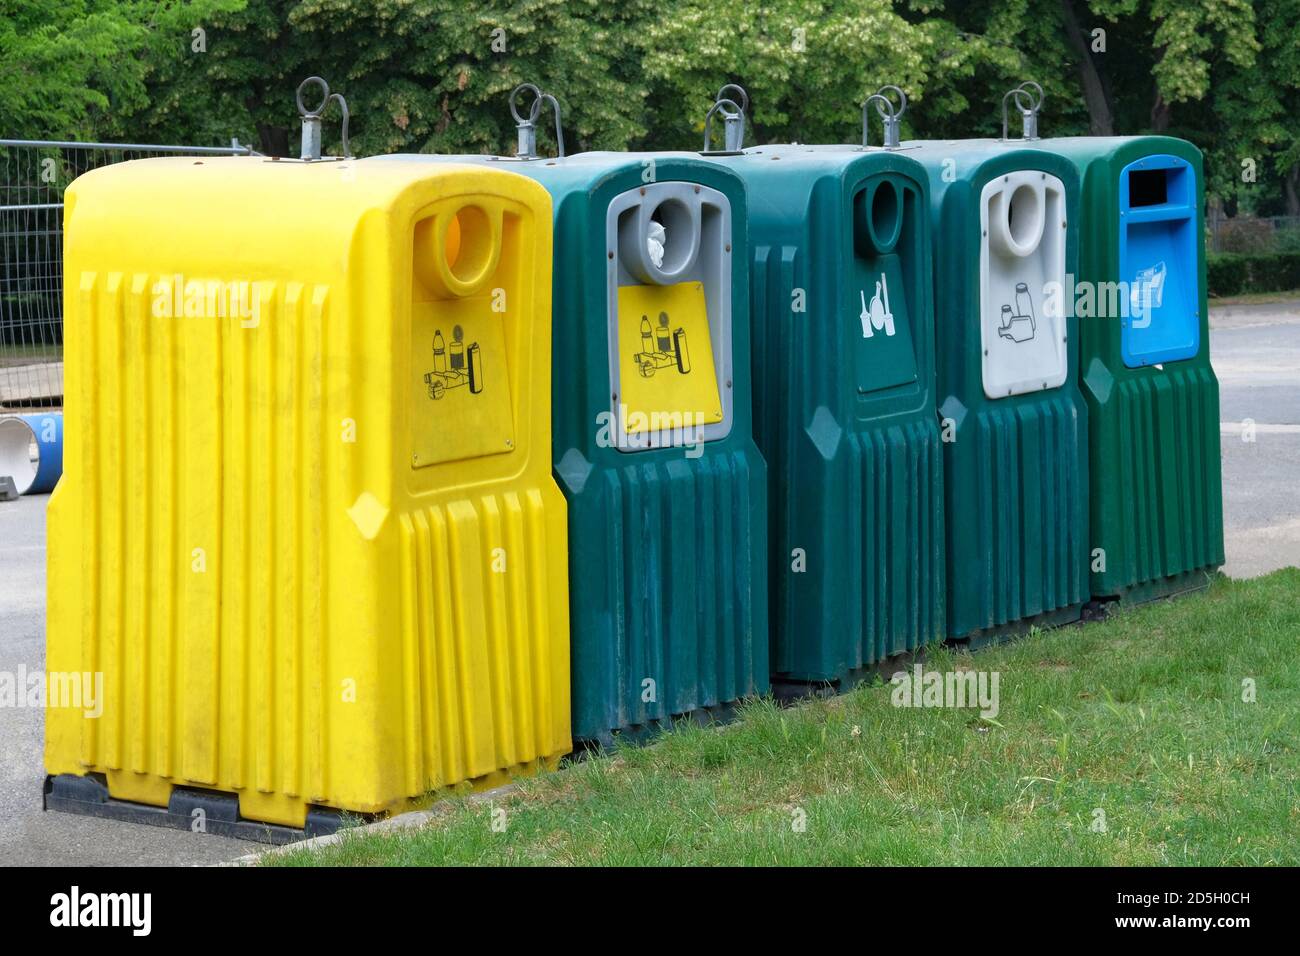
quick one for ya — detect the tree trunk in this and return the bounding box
[1150,86,1171,132]
[246,80,291,158]
[1285,163,1300,218]
[257,123,291,158]
[1058,0,1114,135]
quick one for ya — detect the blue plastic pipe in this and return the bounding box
[0,412,62,494]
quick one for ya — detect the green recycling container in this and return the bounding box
[714,145,943,686]
[1025,136,1224,602]
[383,144,769,747]
[908,140,1090,642]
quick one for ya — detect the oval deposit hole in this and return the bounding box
[1006,183,1044,252]
[444,204,495,287]
[868,179,902,252]
[648,199,696,276]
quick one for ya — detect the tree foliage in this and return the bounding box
[128,0,656,156]
[1,0,1295,210]
[0,0,242,139]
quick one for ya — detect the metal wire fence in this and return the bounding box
[1207,214,1300,255]
[0,139,254,409]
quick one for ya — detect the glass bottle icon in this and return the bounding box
[1014,282,1035,326]
[449,324,465,371]
[656,312,672,354]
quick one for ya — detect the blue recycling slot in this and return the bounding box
[1119,154,1198,367]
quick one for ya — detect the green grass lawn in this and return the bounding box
[1208,289,1300,306]
[271,569,1300,866]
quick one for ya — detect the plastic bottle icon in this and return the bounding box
[432,330,447,373]
[640,315,655,353]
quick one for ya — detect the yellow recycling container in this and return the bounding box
[43,155,570,838]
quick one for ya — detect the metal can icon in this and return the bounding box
[674,328,691,374]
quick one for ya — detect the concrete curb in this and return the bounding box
[224,781,519,866]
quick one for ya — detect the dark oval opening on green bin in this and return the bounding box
[869,178,902,251]
[854,178,903,257]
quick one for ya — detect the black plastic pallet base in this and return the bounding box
[770,678,839,703]
[952,601,1087,651]
[43,773,349,846]
[574,698,747,753]
[1108,567,1220,608]
[772,647,929,703]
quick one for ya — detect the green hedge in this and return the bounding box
[1207,251,1300,297]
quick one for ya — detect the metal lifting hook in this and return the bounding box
[862,85,907,149]
[703,84,749,153]
[1001,81,1044,141]
[296,76,352,160]
[509,83,566,160]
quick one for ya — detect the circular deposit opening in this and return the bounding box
[867,179,902,252]
[1005,182,1044,253]
[444,204,496,288]
[648,198,697,277]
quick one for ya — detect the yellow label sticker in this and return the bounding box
[616,281,722,435]
[409,295,515,467]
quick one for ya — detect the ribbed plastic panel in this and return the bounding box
[566,447,767,744]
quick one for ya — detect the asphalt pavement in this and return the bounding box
[1211,299,1300,578]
